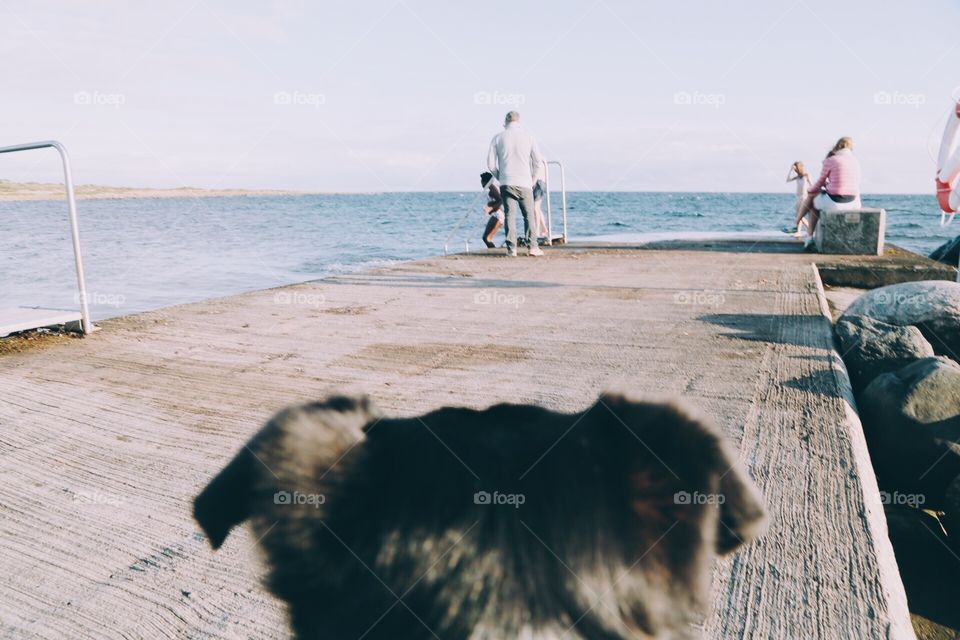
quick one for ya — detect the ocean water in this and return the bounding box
[0,192,955,321]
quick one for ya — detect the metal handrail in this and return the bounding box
[0,140,93,333]
[443,189,488,256]
[542,160,567,245]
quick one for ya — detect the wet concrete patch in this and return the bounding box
[338,342,530,375]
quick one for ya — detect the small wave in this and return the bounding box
[888,231,940,242]
[888,222,923,229]
[323,259,401,274]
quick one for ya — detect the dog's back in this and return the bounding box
[194,394,766,639]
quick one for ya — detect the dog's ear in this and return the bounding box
[194,447,256,550]
[715,455,767,554]
[593,392,766,555]
[193,395,377,550]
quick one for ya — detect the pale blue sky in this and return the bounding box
[1,0,957,193]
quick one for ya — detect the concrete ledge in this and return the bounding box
[810,265,915,639]
[816,244,958,288]
[0,307,82,338]
[815,208,886,255]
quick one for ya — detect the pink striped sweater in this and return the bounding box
[808,149,861,196]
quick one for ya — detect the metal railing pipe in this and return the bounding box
[0,140,92,333]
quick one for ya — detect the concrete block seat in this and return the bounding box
[814,208,886,256]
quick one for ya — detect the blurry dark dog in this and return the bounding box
[194,393,765,640]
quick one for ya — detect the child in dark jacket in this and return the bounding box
[480,171,503,248]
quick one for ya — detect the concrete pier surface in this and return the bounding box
[0,241,930,639]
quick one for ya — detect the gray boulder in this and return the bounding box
[841,280,960,360]
[859,356,960,507]
[884,505,960,629]
[835,315,934,393]
[929,235,960,267]
[944,474,960,542]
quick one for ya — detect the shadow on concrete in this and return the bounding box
[569,241,806,254]
[789,354,835,362]
[782,369,839,398]
[323,274,564,289]
[697,313,830,349]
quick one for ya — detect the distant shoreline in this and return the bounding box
[0,181,316,202]
[0,182,936,201]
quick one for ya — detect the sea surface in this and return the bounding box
[0,192,955,321]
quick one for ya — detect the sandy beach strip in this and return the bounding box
[0,181,316,202]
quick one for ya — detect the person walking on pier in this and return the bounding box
[486,111,546,257]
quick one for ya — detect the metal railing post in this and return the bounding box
[558,162,568,243]
[541,160,568,245]
[543,160,553,245]
[0,140,93,334]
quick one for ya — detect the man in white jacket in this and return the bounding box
[487,111,545,256]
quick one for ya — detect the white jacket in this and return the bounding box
[487,123,545,189]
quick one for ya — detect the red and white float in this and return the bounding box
[936,100,960,225]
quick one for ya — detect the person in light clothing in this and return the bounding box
[804,137,862,240]
[487,111,546,256]
[532,177,549,240]
[784,161,813,236]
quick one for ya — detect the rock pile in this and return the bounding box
[835,280,960,630]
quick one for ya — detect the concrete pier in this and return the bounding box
[0,241,922,638]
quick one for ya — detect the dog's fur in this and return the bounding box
[194,393,766,640]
